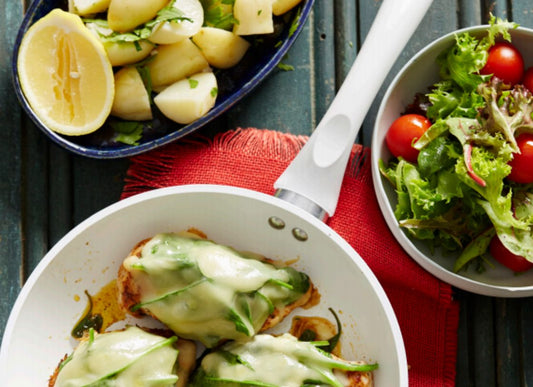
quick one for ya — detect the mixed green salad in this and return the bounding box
[380,16,533,273]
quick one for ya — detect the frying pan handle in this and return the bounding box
[274,0,433,220]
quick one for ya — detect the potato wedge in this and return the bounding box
[70,0,111,16]
[111,67,152,121]
[108,0,169,32]
[154,72,217,124]
[149,0,204,44]
[272,0,303,16]
[85,22,155,66]
[233,0,273,35]
[104,40,154,67]
[192,27,250,69]
[146,38,210,89]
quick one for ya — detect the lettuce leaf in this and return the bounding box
[489,187,533,259]
[478,78,533,151]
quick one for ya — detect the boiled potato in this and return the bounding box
[103,40,154,66]
[192,27,250,69]
[146,38,210,89]
[149,0,204,44]
[111,67,152,121]
[201,0,234,30]
[86,22,155,66]
[70,0,111,15]
[233,0,273,35]
[108,0,169,32]
[272,0,303,15]
[154,71,217,124]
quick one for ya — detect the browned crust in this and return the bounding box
[117,238,151,318]
[48,353,67,387]
[344,369,374,387]
[175,338,197,387]
[260,280,316,331]
[117,235,316,334]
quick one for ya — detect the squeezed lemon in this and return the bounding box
[17,9,114,136]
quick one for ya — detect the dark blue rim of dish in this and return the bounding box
[12,0,315,159]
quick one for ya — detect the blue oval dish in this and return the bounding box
[12,0,314,159]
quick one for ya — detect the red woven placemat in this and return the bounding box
[121,128,459,386]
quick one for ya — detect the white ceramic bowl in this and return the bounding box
[0,185,407,386]
[371,26,533,297]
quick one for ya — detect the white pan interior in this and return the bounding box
[0,184,407,386]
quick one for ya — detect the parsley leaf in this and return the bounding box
[110,121,144,146]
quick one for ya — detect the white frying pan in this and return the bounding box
[0,1,433,385]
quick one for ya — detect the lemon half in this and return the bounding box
[17,9,114,136]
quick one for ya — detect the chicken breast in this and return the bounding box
[189,333,377,387]
[117,231,316,348]
[48,326,195,387]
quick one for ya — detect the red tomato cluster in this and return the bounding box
[384,40,533,273]
[479,41,533,91]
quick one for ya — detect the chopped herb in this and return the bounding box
[84,19,151,44]
[83,2,192,46]
[88,328,95,346]
[210,87,218,97]
[267,278,294,290]
[310,340,331,347]
[188,78,199,88]
[257,9,262,16]
[288,6,302,37]
[132,278,208,311]
[218,350,254,370]
[58,352,73,372]
[256,291,275,314]
[277,62,294,71]
[146,1,193,29]
[135,65,154,102]
[202,0,238,30]
[321,308,342,353]
[110,121,144,146]
[130,263,146,270]
[299,329,317,342]
[228,308,251,335]
[71,291,103,339]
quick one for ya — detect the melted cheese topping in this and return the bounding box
[200,333,345,387]
[123,233,309,348]
[55,327,178,386]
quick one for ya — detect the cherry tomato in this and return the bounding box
[489,235,533,273]
[480,42,524,85]
[385,114,431,163]
[523,67,533,93]
[507,133,533,184]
